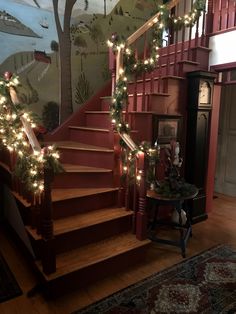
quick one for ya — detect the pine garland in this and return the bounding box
[0,72,63,193]
[107,0,206,182]
[107,0,206,134]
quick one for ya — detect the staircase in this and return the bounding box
[20,87,150,294]
[0,0,215,296]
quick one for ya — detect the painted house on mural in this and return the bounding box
[0,0,236,302]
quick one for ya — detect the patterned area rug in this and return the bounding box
[0,252,22,303]
[75,245,236,314]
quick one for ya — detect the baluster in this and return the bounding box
[174,29,179,75]
[113,133,123,207]
[32,193,41,232]
[201,6,206,47]
[212,0,220,32]
[220,0,227,30]
[172,2,179,76]
[10,151,17,192]
[136,151,148,240]
[132,157,138,234]
[234,1,236,27]
[142,33,147,111]
[109,47,116,95]
[219,0,223,31]
[206,0,214,45]
[40,166,56,274]
[194,14,200,47]
[133,46,138,112]
[226,0,229,29]
[150,71,154,98]
[187,0,193,59]
[166,31,171,76]
[181,0,187,60]
[157,43,162,93]
[125,152,130,210]
[228,0,236,28]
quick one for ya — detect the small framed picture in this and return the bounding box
[152,115,182,144]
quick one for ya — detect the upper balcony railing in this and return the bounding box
[211,0,236,34]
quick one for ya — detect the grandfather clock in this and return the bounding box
[185,71,216,223]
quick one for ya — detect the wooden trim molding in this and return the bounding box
[210,62,236,72]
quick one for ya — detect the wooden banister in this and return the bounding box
[9,87,41,153]
[126,0,180,46]
[9,82,56,274]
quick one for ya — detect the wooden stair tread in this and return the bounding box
[26,207,132,239]
[51,187,119,202]
[128,92,170,97]
[53,207,131,234]
[62,164,112,173]
[12,191,31,208]
[85,111,110,114]
[49,141,114,152]
[161,75,186,80]
[100,96,112,99]
[177,59,199,65]
[68,126,109,133]
[36,233,151,281]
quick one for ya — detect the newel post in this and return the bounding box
[136,151,148,240]
[40,167,56,274]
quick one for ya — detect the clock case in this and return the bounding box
[185,71,217,224]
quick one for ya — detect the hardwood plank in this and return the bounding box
[62,164,112,173]
[26,207,131,238]
[51,187,119,202]
[48,141,114,152]
[68,126,110,132]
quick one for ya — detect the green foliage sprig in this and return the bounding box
[155,141,197,198]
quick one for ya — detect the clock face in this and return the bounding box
[199,81,211,104]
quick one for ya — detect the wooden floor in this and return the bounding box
[0,193,236,314]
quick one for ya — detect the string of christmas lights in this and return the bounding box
[107,0,206,181]
[0,72,63,193]
[107,0,206,135]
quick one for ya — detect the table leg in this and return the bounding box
[176,201,186,258]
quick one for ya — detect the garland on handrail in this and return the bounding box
[0,72,63,193]
[107,0,206,181]
[107,0,206,134]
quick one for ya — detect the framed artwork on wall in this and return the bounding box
[152,114,182,144]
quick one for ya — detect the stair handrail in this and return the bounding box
[115,0,180,82]
[126,0,179,46]
[111,0,210,240]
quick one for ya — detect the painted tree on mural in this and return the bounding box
[104,0,107,17]
[52,0,88,123]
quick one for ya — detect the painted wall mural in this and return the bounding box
[0,0,159,128]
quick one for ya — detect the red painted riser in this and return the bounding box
[44,244,150,297]
[128,94,169,113]
[69,128,113,148]
[128,80,153,95]
[101,98,112,111]
[85,112,111,128]
[59,149,114,169]
[52,190,118,219]
[54,215,133,254]
[52,171,113,189]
